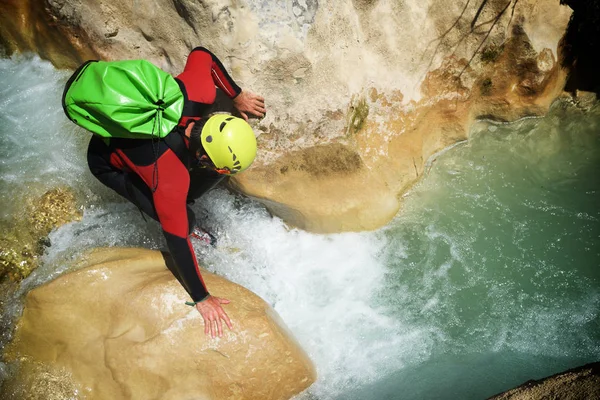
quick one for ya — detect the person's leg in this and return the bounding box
[87,136,159,221]
[186,205,197,232]
[186,168,220,246]
[88,137,214,247]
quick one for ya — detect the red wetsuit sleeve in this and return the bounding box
[177,47,242,102]
[115,148,210,302]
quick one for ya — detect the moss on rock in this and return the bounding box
[347,96,370,136]
[0,188,82,281]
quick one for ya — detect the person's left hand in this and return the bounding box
[233,90,266,121]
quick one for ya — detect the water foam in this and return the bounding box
[190,189,434,397]
[0,55,90,219]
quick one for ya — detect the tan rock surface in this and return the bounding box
[234,31,569,231]
[3,247,316,400]
[488,362,600,400]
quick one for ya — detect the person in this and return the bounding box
[86,47,266,338]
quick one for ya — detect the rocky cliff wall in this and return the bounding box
[0,0,573,232]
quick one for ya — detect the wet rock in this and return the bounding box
[488,362,600,400]
[0,0,98,68]
[27,187,82,240]
[3,247,316,400]
[0,187,81,280]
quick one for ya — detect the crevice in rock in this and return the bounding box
[560,0,600,95]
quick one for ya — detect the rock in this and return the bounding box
[27,187,82,239]
[0,0,574,233]
[0,187,82,281]
[0,0,98,68]
[3,248,316,400]
[488,362,600,400]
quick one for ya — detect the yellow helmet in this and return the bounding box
[201,114,257,174]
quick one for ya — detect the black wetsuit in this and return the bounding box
[87,47,242,302]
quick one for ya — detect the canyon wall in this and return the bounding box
[0,0,572,232]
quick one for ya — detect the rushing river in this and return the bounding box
[0,55,599,399]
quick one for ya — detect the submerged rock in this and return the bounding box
[3,247,315,400]
[0,187,82,280]
[488,362,600,400]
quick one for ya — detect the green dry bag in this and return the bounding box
[62,60,184,139]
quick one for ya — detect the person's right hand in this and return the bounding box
[195,295,234,338]
[233,90,266,120]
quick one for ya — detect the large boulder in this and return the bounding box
[3,247,315,400]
